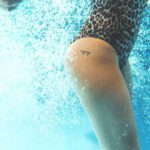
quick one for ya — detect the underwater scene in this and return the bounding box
[0,0,149,150]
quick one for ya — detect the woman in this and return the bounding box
[66,0,148,149]
[0,0,147,149]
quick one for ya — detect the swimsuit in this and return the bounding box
[72,0,148,69]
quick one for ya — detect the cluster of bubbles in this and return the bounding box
[129,4,150,148]
[0,0,92,137]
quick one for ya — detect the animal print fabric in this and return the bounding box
[72,0,148,68]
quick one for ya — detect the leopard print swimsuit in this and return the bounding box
[72,0,148,68]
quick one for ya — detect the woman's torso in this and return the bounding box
[72,0,148,67]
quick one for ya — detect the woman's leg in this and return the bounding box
[65,37,140,150]
[120,60,133,98]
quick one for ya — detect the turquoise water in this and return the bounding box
[0,0,149,150]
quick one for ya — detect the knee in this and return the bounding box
[65,38,119,76]
[65,38,121,91]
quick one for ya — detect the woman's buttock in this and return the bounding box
[72,0,148,69]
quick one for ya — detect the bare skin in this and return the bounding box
[65,37,141,150]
